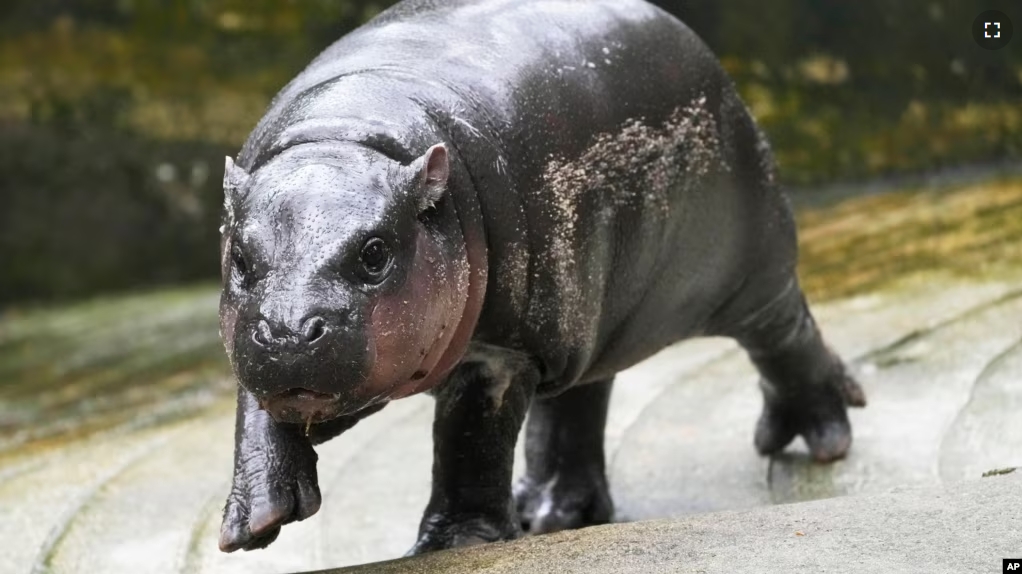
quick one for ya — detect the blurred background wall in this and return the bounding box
[0,0,1019,307]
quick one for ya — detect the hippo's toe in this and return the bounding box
[754,373,865,463]
[218,424,322,553]
[514,469,613,535]
[219,494,283,552]
[406,515,519,555]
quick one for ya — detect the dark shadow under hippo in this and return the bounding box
[216,0,867,556]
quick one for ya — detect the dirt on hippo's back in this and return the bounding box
[531,95,728,350]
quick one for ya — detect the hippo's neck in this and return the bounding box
[402,127,491,396]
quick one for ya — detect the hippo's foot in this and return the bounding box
[406,514,520,555]
[219,417,321,552]
[514,468,613,534]
[754,371,867,463]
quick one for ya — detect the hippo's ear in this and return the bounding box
[410,143,449,212]
[223,156,249,197]
[221,156,249,233]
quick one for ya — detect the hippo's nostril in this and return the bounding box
[253,319,274,347]
[302,316,327,343]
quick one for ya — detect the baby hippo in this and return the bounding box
[217,0,866,555]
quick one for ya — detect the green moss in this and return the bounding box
[0,284,231,452]
[797,177,1022,301]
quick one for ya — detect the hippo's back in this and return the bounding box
[240,0,703,165]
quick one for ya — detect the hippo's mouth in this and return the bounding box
[259,388,345,425]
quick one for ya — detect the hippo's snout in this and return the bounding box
[229,300,371,416]
[251,314,330,351]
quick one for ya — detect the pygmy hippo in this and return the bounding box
[217,0,867,556]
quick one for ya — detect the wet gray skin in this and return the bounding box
[216,0,865,556]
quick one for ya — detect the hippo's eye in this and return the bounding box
[359,237,392,281]
[231,243,249,278]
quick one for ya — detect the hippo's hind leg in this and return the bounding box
[726,277,867,462]
[514,378,614,534]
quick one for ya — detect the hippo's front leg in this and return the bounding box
[409,359,539,554]
[219,387,322,552]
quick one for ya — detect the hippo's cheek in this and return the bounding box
[362,234,469,399]
[363,287,436,397]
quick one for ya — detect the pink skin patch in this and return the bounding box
[396,223,487,399]
[363,230,471,400]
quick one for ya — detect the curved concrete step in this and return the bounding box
[315,473,1022,574]
[2,275,1019,574]
[940,339,1022,481]
[611,280,1022,519]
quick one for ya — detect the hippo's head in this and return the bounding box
[218,142,475,424]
